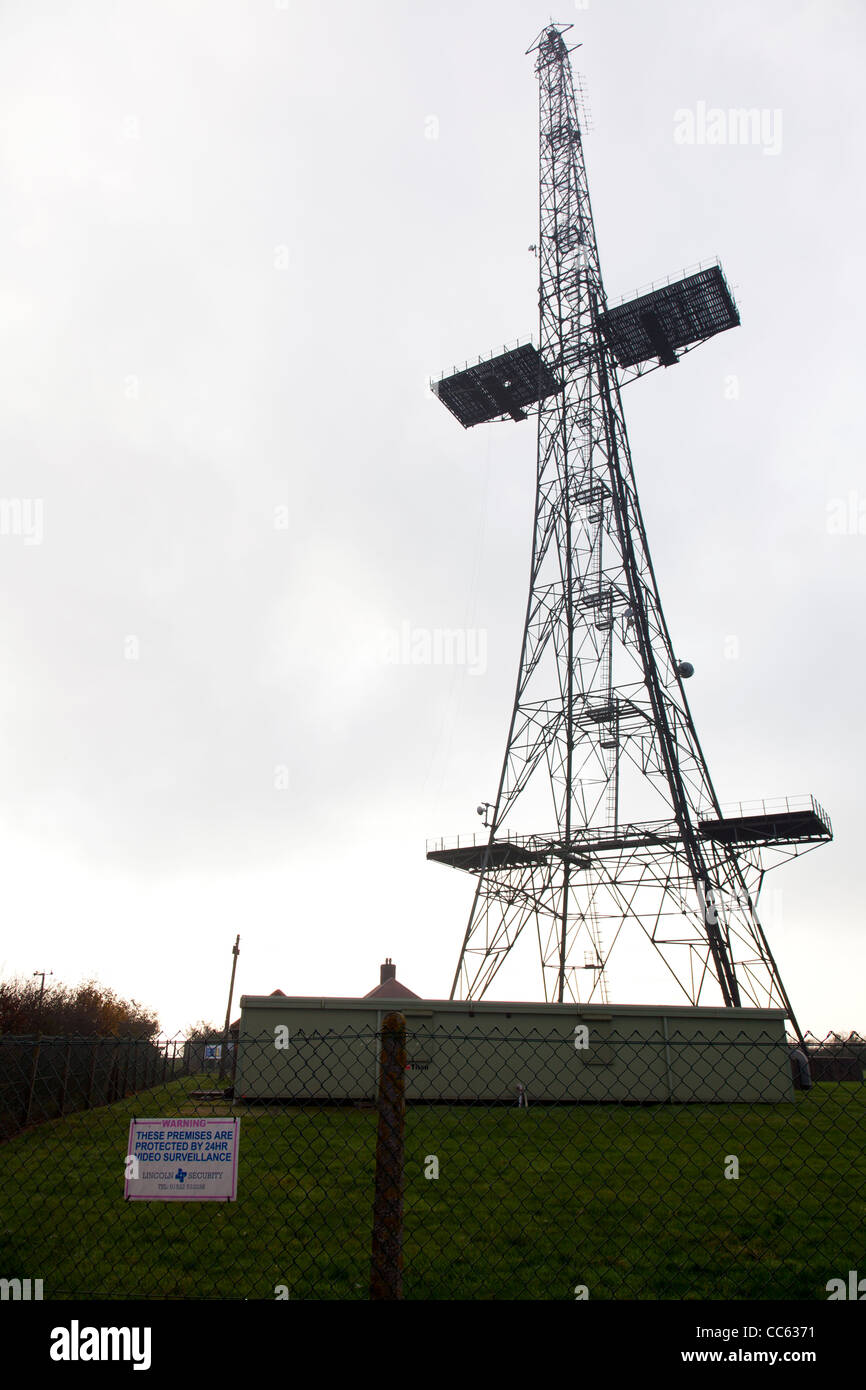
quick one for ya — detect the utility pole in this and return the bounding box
[219,936,240,1082]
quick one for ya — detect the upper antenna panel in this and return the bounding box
[597,266,740,368]
[433,344,562,429]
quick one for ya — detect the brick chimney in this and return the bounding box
[364,958,420,1000]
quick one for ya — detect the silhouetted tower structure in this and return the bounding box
[427,25,831,1041]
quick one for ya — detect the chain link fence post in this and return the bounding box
[59,1040,72,1115]
[23,1034,41,1127]
[86,1042,97,1109]
[370,1010,406,1300]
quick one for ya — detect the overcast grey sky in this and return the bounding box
[0,0,862,1035]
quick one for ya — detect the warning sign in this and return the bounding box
[124,1118,240,1201]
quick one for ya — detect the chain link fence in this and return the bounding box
[0,1035,214,1141]
[0,1021,862,1300]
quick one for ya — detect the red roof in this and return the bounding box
[363,977,421,1000]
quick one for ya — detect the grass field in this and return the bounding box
[1,1076,863,1299]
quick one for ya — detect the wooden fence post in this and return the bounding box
[369,1011,406,1300]
[59,1040,72,1115]
[109,1041,120,1103]
[23,1035,42,1127]
[86,1043,97,1109]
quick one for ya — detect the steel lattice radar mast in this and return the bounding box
[427,25,832,1043]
